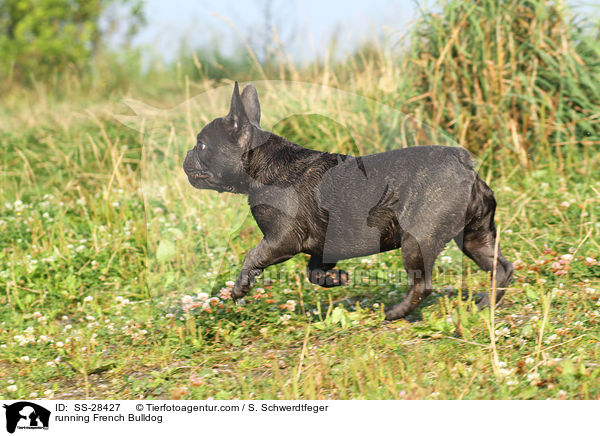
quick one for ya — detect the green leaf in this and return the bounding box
[331,307,344,325]
[170,228,184,239]
[525,285,539,301]
[156,239,176,262]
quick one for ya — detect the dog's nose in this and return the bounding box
[183,150,193,170]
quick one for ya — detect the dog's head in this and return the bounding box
[183,82,265,193]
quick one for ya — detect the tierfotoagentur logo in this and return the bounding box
[3,402,50,434]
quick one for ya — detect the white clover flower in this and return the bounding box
[7,385,17,392]
[14,200,25,212]
[20,356,30,362]
[499,368,512,377]
[197,292,209,301]
[560,254,573,261]
[525,357,534,365]
[55,341,64,348]
[225,281,235,288]
[441,256,452,264]
[182,295,194,304]
[495,327,511,338]
[83,295,93,302]
[219,288,232,300]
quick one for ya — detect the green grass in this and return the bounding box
[1,0,599,400]
[1,94,598,400]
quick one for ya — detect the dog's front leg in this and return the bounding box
[232,239,295,299]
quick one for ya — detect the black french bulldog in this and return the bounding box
[183,83,514,320]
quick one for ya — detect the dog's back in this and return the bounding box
[314,146,476,262]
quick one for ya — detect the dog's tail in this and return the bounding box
[464,172,497,235]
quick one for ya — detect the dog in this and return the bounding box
[183,82,514,320]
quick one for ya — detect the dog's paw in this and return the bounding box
[324,269,350,287]
[231,286,247,300]
[384,303,410,321]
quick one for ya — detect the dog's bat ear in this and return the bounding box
[241,84,260,126]
[227,81,248,129]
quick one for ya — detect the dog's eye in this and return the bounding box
[197,142,206,151]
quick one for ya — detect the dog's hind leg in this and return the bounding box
[455,228,514,309]
[306,255,350,287]
[455,177,514,308]
[385,233,437,320]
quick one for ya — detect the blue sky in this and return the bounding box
[129,0,419,62]
[125,0,597,63]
